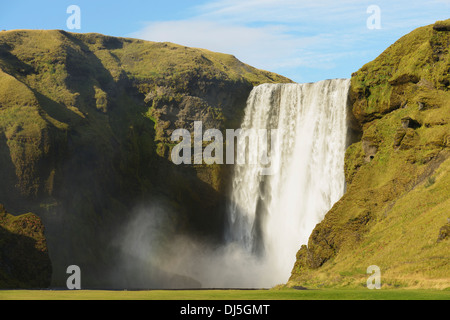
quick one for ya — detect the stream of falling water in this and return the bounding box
[118,79,351,289]
[226,79,350,286]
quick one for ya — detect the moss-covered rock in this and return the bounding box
[437,221,450,243]
[349,19,450,124]
[289,20,450,290]
[0,204,51,288]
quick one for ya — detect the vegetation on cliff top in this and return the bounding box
[350,20,450,124]
[289,20,450,290]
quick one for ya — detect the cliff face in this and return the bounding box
[0,204,51,288]
[0,29,291,287]
[289,20,450,289]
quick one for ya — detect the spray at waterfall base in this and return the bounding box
[119,80,351,288]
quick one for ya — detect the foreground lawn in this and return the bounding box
[1,288,449,300]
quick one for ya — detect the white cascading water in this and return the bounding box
[226,79,350,287]
[117,79,351,288]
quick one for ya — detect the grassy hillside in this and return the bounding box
[0,29,291,288]
[289,20,450,290]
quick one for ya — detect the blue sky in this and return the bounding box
[1,0,449,82]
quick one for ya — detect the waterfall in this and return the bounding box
[226,79,350,286]
[125,79,352,289]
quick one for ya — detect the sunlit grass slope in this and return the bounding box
[289,20,450,290]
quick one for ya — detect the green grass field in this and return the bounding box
[1,288,449,300]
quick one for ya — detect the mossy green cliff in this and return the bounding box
[0,204,51,288]
[0,29,291,287]
[289,20,450,289]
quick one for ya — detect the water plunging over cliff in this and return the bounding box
[117,79,351,289]
[226,79,350,286]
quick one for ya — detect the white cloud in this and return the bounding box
[130,19,336,72]
[129,3,364,80]
[196,0,363,23]
[129,0,450,82]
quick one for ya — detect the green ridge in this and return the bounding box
[289,20,450,290]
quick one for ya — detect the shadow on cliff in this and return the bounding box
[0,225,52,288]
[0,132,20,209]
